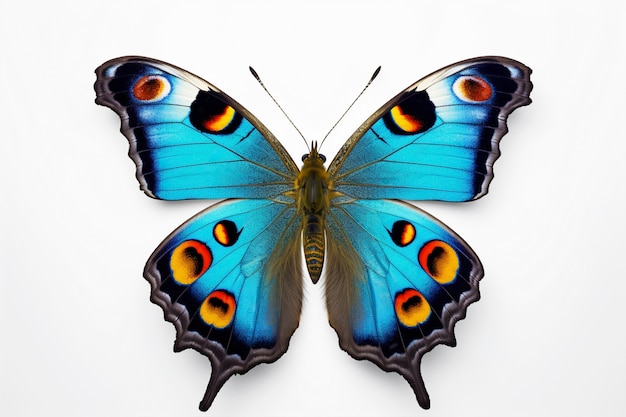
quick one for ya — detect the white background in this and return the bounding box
[1,1,625,416]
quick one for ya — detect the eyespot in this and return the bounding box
[169,240,212,285]
[383,91,436,135]
[213,220,241,247]
[389,105,424,133]
[388,220,416,247]
[204,105,236,132]
[199,290,236,328]
[418,240,459,284]
[395,288,431,326]
[452,75,493,103]
[189,90,242,134]
[132,75,171,102]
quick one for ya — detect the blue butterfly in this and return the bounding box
[94,56,532,411]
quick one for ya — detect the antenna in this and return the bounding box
[319,66,381,149]
[249,66,309,150]
[249,66,382,151]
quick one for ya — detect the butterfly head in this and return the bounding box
[301,141,326,164]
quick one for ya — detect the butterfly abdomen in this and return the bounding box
[303,213,325,283]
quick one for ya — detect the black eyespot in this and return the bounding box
[383,91,436,135]
[388,220,416,247]
[189,90,242,134]
[213,220,241,247]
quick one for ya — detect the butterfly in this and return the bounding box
[94,56,532,411]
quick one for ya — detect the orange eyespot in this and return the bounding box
[389,220,416,247]
[202,104,236,132]
[383,91,436,135]
[189,90,243,134]
[132,75,171,102]
[418,240,459,284]
[390,105,425,133]
[452,75,493,103]
[169,240,212,285]
[200,290,236,328]
[395,289,431,326]
[213,220,240,247]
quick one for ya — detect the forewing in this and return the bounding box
[328,56,532,202]
[95,56,298,200]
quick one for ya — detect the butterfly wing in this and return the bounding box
[325,57,531,407]
[328,56,532,202]
[95,56,298,200]
[144,198,303,410]
[325,199,481,408]
[95,57,304,410]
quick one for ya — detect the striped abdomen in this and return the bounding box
[303,213,325,284]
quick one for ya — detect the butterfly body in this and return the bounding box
[94,56,531,411]
[293,145,331,283]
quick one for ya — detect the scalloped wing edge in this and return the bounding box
[142,199,305,411]
[335,282,481,409]
[143,266,295,411]
[325,200,483,409]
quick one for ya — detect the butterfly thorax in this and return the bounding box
[295,146,331,284]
